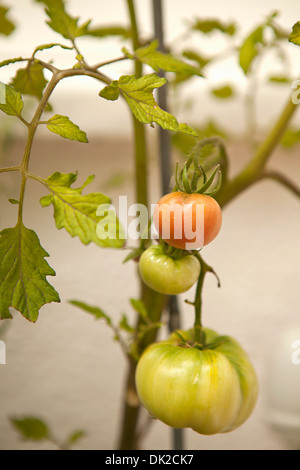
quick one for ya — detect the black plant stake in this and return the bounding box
[152,0,184,451]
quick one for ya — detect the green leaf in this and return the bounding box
[0,224,60,322]
[86,25,131,39]
[11,63,48,101]
[44,2,91,40]
[182,50,210,69]
[34,0,64,6]
[239,25,264,74]
[198,120,228,140]
[0,57,25,69]
[100,73,198,136]
[36,1,130,42]
[268,75,290,84]
[66,430,85,446]
[69,300,112,325]
[172,120,227,156]
[0,81,23,117]
[8,198,19,205]
[119,313,134,333]
[211,85,234,99]
[133,40,203,77]
[130,298,148,321]
[266,12,288,40]
[40,172,125,248]
[11,417,49,440]
[289,22,300,46]
[33,42,73,56]
[99,85,120,101]
[137,322,164,343]
[46,114,88,142]
[122,246,144,264]
[0,6,15,36]
[191,18,236,35]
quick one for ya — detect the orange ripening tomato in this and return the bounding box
[153,191,222,250]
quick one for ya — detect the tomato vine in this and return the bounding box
[0,0,300,451]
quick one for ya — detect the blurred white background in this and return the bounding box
[0,0,300,451]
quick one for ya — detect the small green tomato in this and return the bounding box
[138,244,200,295]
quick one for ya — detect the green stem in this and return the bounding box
[118,288,166,450]
[217,96,298,207]
[126,0,142,76]
[91,56,128,70]
[193,254,220,344]
[0,166,20,174]
[244,97,297,173]
[8,65,113,226]
[193,260,205,344]
[126,0,147,208]
[117,0,166,451]
[258,170,300,198]
[132,117,148,208]
[17,73,60,224]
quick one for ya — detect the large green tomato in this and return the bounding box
[135,328,258,435]
[138,244,200,295]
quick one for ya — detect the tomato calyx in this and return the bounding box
[174,157,222,196]
[159,239,201,260]
[174,330,228,351]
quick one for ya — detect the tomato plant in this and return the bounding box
[0,0,300,452]
[138,244,200,295]
[136,328,258,435]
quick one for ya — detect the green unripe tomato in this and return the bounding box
[135,328,258,435]
[138,244,200,295]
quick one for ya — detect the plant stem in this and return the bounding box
[0,166,20,174]
[193,254,220,344]
[193,260,205,344]
[126,0,142,76]
[117,0,167,451]
[118,356,141,450]
[259,170,300,198]
[126,0,148,208]
[91,56,128,70]
[17,73,60,223]
[217,95,298,207]
[8,64,114,225]
[118,288,166,450]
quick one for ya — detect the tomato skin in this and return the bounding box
[138,244,200,295]
[153,191,222,250]
[135,328,258,435]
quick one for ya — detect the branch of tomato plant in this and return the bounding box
[7,65,113,229]
[216,94,299,208]
[90,56,128,70]
[0,166,20,174]
[1,44,135,230]
[258,170,300,197]
[243,34,288,152]
[186,253,221,345]
[17,72,61,224]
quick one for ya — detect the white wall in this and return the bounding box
[1,1,300,451]
[1,0,300,137]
